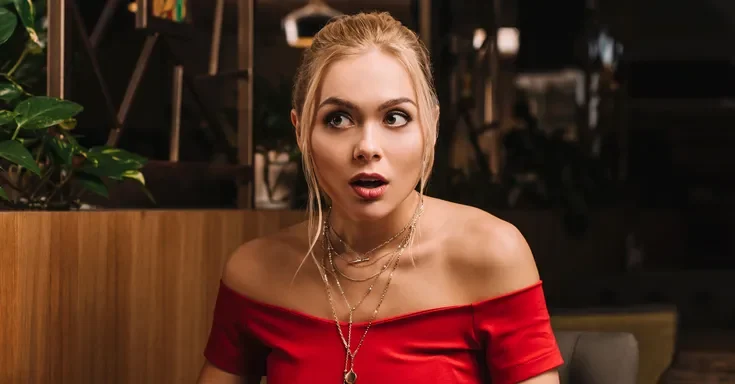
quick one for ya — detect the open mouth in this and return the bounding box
[349,174,388,199]
[349,179,387,189]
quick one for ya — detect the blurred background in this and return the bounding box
[2,0,735,382]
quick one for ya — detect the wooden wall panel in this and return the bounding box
[0,210,305,384]
[0,207,702,383]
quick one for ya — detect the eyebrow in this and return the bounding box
[318,97,417,111]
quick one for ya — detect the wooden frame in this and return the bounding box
[237,0,254,209]
[46,0,65,98]
[44,0,256,209]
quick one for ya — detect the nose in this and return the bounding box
[352,123,382,162]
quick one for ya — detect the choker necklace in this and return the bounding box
[321,197,424,384]
[328,194,424,265]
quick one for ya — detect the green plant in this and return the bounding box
[0,0,149,209]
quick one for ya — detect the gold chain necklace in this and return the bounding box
[328,194,422,264]
[321,229,408,384]
[320,200,424,384]
[334,246,395,268]
[322,226,397,310]
[331,250,393,282]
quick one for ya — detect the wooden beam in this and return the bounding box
[419,0,431,47]
[209,0,226,75]
[237,0,254,209]
[46,0,65,98]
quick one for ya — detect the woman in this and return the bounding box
[198,12,562,384]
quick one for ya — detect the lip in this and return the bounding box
[349,172,389,200]
[349,172,387,184]
[351,184,388,200]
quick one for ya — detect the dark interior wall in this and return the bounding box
[598,0,735,59]
[75,1,414,155]
[72,4,229,161]
[252,1,416,87]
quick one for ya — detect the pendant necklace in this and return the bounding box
[321,200,423,383]
[322,232,406,384]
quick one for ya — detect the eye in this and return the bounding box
[324,112,354,129]
[384,111,411,127]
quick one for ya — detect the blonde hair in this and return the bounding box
[291,12,439,276]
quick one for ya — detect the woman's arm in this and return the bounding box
[199,241,271,384]
[196,361,263,384]
[519,370,560,384]
[453,211,563,384]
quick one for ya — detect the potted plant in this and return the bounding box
[0,0,149,210]
[253,76,302,209]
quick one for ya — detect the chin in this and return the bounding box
[326,183,414,222]
[344,198,396,222]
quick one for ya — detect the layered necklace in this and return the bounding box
[321,197,424,384]
[329,209,416,264]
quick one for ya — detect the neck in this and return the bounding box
[327,192,420,254]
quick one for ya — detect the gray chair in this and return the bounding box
[554,331,639,384]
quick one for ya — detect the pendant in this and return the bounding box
[343,369,357,384]
[348,257,369,265]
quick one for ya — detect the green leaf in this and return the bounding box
[0,0,14,6]
[15,136,37,146]
[76,173,108,198]
[0,110,17,125]
[0,185,7,200]
[139,184,156,204]
[0,139,40,175]
[58,118,77,130]
[25,37,42,53]
[14,96,83,130]
[12,0,38,46]
[0,83,23,102]
[46,135,79,165]
[122,169,146,185]
[82,151,144,181]
[0,7,17,45]
[89,146,147,165]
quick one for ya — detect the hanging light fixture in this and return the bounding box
[283,0,343,48]
[497,27,520,57]
[473,28,487,50]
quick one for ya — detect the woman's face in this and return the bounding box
[302,49,425,221]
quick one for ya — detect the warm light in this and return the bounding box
[283,19,305,47]
[473,28,487,50]
[128,1,138,13]
[283,0,342,48]
[497,27,520,56]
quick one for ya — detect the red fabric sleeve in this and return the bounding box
[203,281,268,376]
[472,281,564,384]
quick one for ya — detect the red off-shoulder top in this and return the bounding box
[204,280,563,383]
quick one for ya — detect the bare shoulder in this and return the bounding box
[221,220,311,301]
[429,198,540,302]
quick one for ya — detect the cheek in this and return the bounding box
[387,128,425,170]
[310,130,344,183]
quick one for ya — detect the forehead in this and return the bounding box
[318,49,415,105]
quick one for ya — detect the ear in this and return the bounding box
[432,105,440,145]
[291,109,302,148]
[290,108,299,129]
